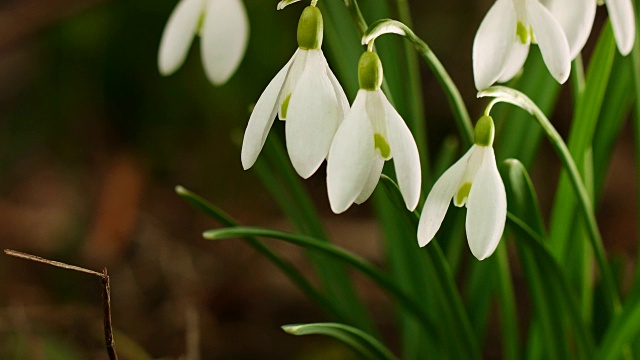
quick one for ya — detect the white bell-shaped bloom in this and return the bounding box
[326,51,421,214]
[158,0,249,85]
[417,116,506,260]
[473,0,571,90]
[543,0,635,57]
[241,6,349,178]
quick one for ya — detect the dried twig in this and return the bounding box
[4,249,118,360]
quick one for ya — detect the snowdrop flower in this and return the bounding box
[417,116,506,260]
[326,51,421,214]
[241,6,349,178]
[158,0,249,85]
[472,0,571,90]
[543,0,635,57]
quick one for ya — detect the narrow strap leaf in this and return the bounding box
[202,226,440,341]
[282,322,400,360]
[175,186,342,320]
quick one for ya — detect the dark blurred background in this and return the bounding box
[0,0,636,358]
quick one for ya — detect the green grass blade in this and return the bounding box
[506,214,594,358]
[282,322,400,360]
[495,243,519,360]
[392,0,430,185]
[592,54,633,200]
[378,176,480,359]
[548,22,615,261]
[175,186,342,319]
[597,295,640,360]
[501,160,568,358]
[202,226,440,341]
[373,192,440,360]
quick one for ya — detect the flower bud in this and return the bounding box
[474,115,495,147]
[297,6,323,50]
[358,51,383,91]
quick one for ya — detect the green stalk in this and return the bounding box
[506,214,593,358]
[203,226,440,339]
[393,0,430,185]
[379,176,480,359]
[175,186,342,319]
[496,243,519,360]
[479,86,621,316]
[362,19,473,147]
[548,23,615,266]
[283,323,400,360]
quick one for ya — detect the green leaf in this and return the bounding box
[378,176,480,359]
[501,159,567,358]
[282,322,400,360]
[548,21,615,282]
[506,214,594,359]
[597,295,640,360]
[203,226,440,342]
[495,243,519,360]
[175,185,341,320]
[593,54,633,200]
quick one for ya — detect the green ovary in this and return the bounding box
[280,94,292,119]
[374,133,391,159]
[455,182,472,206]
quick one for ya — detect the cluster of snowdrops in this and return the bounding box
[157,0,636,260]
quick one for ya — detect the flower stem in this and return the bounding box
[362,19,474,148]
[479,86,621,316]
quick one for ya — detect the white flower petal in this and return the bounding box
[382,92,421,211]
[497,41,530,83]
[606,0,636,56]
[366,90,389,145]
[465,147,507,260]
[527,0,571,84]
[240,56,295,170]
[323,56,350,123]
[354,156,385,205]
[541,0,596,59]
[278,49,308,120]
[201,0,250,85]
[286,50,341,178]
[472,0,518,90]
[327,91,375,213]
[417,147,474,247]
[158,0,204,76]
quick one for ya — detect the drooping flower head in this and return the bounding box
[326,51,421,214]
[543,0,635,57]
[241,5,349,178]
[158,0,249,85]
[418,116,506,260]
[473,0,571,90]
